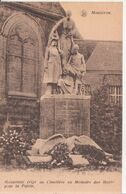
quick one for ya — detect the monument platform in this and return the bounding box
[40,94,91,139]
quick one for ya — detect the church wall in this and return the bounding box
[0,3,62,132]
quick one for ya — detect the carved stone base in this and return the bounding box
[40,94,91,139]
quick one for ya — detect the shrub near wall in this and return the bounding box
[90,84,122,157]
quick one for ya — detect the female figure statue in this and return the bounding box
[43,38,62,95]
[60,10,76,66]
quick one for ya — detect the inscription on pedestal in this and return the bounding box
[40,95,90,138]
[55,98,90,137]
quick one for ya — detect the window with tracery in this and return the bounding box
[7,23,39,97]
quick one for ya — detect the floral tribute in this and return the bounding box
[0,127,29,165]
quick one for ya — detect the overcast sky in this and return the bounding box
[61,2,122,41]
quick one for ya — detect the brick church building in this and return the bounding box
[0,2,65,131]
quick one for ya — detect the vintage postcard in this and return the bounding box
[0,1,123,194]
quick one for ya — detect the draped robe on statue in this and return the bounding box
[43,14,86,95]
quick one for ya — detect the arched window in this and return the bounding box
[7,22,39,97]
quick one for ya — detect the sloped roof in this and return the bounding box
[74,39,97,62]
[86,41,122,71]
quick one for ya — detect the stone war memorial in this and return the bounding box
[40,10,91,139]
[0,4,122,193]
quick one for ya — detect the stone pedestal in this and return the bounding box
[40,94,91,139]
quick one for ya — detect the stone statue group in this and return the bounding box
[43,10,86,95]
